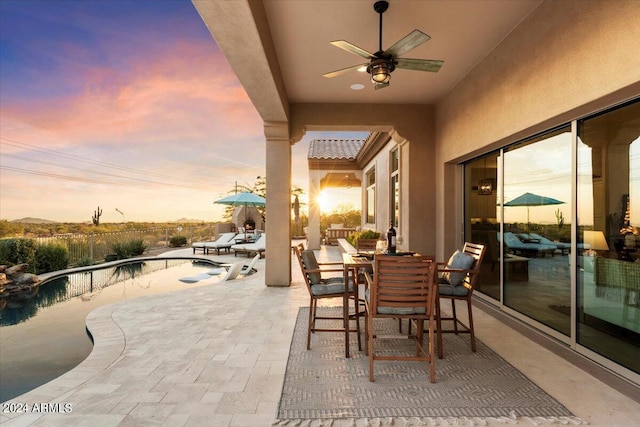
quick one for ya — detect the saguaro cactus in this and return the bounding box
[92,206,103,226]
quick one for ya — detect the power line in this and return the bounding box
[0,153,208,189]
[1,137,188,182]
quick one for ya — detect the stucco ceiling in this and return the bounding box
[262,0,542,104]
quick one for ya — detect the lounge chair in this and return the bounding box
[500,232,557,258]
[179,261,243,283]
[207,254,261,276]
[232,234,266,258]
[220,261,244,281]
[191,232,237,255]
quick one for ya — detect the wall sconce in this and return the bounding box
[478,179,493,195]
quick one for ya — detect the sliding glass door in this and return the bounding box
[502,127,572,335]
[577,101,640,374]
[464,98,640,376]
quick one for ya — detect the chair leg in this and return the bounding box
[436,295,443,359]
[343,294,350,358]
[353,296,362,352]
[427,317,436,383]
[415,319,424,357]
[466,299,476,352]
[367,312,375,382]
[451,299,458,334]
[307,298,315,350]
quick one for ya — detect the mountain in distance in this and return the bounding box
[11,217,58,224]
[172,218,207,223]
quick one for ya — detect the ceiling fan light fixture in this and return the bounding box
[367,59,394,84]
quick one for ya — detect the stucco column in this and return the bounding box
[265,122,291,286]
[308,170,322,249]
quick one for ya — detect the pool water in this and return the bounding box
[0,259,223,402]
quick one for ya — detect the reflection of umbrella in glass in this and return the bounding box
[503,192,564,229]
[214,192,266,238]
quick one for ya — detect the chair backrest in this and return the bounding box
[294,246,318,290]
[252,234,266,248]
[218,232,238,243]
[356,238,379,251]
[243,254,261,273]
[221,261,244,281]
[369,255,436,316]
[459,242,485,291]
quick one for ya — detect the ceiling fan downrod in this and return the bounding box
[373,1,389,53]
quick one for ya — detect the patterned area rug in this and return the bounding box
[275,307,585,426]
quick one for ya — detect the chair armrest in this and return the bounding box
[317,261,345,266]
[437,267,474,274]
[363,271,373,288]
[304,267,345,274]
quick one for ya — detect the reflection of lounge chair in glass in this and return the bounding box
[525,233,589,255]
[192,232,238,255]
[500,232,557,258]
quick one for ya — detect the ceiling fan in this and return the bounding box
[323,0,443,90]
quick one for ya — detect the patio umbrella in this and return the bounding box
[503,192,564,230]
[214,192,266,238]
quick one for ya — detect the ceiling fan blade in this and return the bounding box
[384,29,431,58]
[323,63,367,79]
[375,82,390,90]
[330,40,376,60]
[395,58,444,72]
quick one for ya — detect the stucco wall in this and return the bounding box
[434,0,640,258]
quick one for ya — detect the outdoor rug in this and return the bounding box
[275,307,586,426]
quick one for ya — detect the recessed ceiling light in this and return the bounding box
[350,83,365,90]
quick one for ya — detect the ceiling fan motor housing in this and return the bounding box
[367,57,395,84]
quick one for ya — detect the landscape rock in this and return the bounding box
[0,264,42,300]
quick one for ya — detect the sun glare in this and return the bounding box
[317,191,328,212]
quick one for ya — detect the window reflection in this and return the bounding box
[502,127,572,336]
[577,101,640,374]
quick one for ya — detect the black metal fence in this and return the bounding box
[31,225,217,265]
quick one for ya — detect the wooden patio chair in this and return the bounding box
[435,242,485,357]
[293,245,361,354]
[364,255,437,382]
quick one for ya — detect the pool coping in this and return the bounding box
[0,254,232,423]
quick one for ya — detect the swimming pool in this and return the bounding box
[0,258,227,402]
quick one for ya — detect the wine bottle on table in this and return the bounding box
[387,222,396,253]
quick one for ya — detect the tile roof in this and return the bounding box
[308,139,365,160]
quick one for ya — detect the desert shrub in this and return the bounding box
[0,238,38,272]
[111,239,147,259]
[346,229,381,248]
[35,243,69,273]
[74,256,93,267]
[169,236,187,247]
[128,238,146,255]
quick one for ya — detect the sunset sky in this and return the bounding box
[0,0,366,223]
